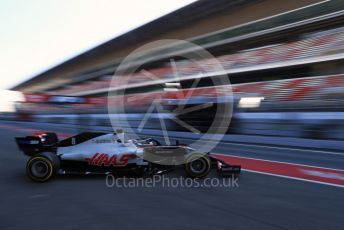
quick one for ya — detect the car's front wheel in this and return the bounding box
[184,153,211,178]
[26,152,60,182]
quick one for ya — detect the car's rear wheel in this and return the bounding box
[184,153,211,178]
[26,152,60,182]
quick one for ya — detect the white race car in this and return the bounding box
[15,131,241,182]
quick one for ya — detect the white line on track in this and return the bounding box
[220,141,344,156]
[213,153,344,172]
[242,169,344,189]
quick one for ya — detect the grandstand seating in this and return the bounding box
[25,74,344,115]
[48,27,344,97]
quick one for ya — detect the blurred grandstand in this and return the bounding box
[7,0,344,145]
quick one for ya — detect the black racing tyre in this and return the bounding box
[26,152,60,182]
[184,153,211,178]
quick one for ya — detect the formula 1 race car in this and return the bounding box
[15,131,241,182]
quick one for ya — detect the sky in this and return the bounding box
[0,0,196,90]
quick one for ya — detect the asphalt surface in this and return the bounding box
[0,121,343,230]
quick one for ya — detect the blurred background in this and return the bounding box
[1,0,344,150]
[1,1,344,229]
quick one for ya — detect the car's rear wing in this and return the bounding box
[15,136,45,156]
